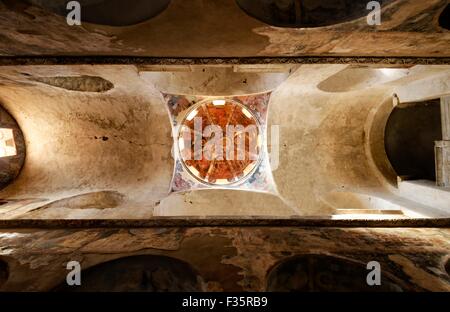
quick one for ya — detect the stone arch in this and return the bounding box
[365,96,398,188]
[384,99,441,181]
[236,0,391,28]
[438,4,449,31]
[54,255,202,292]
[266,254,404,291]
[28,0,171,26]
[0,104,26,191]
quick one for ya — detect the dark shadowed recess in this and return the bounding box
[0,258,9,287]
[445,258,450,276]
[26,0,171,26]
[439,4,449,30]
[236,0,392,28]
[385,99,441,181]
[54,255,201,292]
[266,254,404,291]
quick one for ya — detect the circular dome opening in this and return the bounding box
[178,99,262,186]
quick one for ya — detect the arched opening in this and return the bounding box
[236,0,391,28]
[439,4,449,30]
[27,0,171,26]
[267,254,404,291]
[54,255,201,292]
[385,99,441,181]
[0,104,25,191]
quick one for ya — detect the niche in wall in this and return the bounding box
[439,4,449,30]
[236,0,392,28]
[54,255,201,292]
[0,258,9,288]
[27,0,171,26]
[385,99,441,181]
[266,254,404,292]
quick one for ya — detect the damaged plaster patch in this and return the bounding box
[30,75,114,92]
[446,258,450,275]
[30,191,125,211]
[388,254,450,291]
[0,228,449,291]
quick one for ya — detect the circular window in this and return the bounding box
[0,105,25,190]
[177,99,262,185]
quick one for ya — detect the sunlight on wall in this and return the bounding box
[0,128,16,158]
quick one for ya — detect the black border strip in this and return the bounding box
[1,292,448,310]
[0,56,449,66]
[0,218,449,228]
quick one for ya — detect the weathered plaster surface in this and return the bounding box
[0,227,448,291]
[0,0,448,57]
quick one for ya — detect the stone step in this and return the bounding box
[332,207,406,220]
[331,213,408,220]
[398,179,450,212]
[334,209,404,215]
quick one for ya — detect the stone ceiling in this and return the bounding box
[0,64,448,219]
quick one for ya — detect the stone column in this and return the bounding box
[441,96,450,140]
[435,96,450,187]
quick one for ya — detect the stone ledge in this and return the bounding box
[0,56,450,66]
[0,217,449,228]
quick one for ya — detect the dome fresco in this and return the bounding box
[178,99,261,185]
